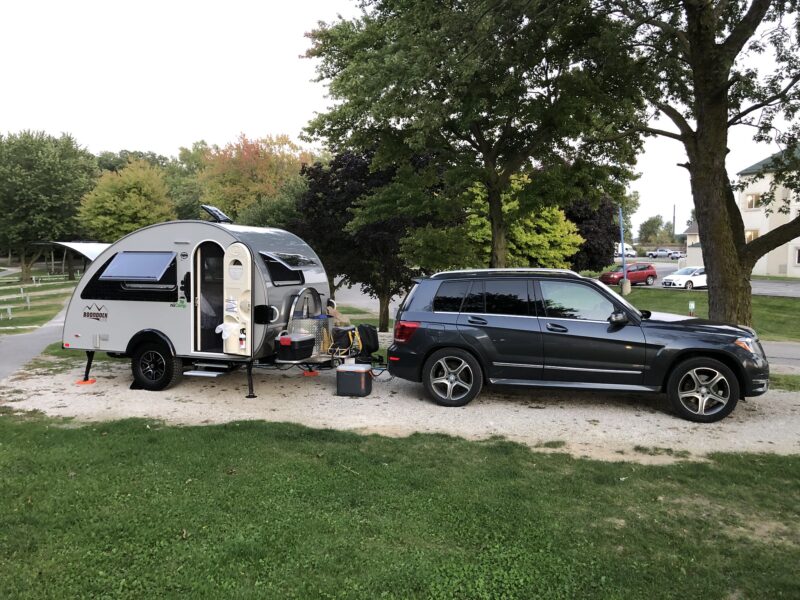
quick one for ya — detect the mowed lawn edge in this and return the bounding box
[0,413,797,599]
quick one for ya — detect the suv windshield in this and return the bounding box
[594,280,642,318]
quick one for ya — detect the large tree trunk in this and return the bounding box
[487,185,508,268]
[378,292,391,332]
[19,247,41,284]
[66,251,75,281]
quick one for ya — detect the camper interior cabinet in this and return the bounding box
[63,218,329,391]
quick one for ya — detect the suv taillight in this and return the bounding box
[394,320,420,343]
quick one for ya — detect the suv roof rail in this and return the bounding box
[430,268,580,278]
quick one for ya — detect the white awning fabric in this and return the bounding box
[49,242,110,262]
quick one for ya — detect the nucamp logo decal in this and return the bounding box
[83,304,108,322]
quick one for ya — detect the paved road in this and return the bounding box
[762,341,800,375]
[0,308,65,381]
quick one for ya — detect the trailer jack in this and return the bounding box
[76,350,97,385]
[245,361,256,398]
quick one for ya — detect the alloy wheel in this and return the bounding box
[430,357,474,402]
[140,350,166,382]
[677,367,730,417]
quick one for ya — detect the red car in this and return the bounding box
[598,263,657,286]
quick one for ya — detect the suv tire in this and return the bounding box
[646,275,655,286]
[422,348,483,407]
[131,342,183,391]
[667,357,739,423]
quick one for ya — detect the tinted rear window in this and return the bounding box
[432,280,469,312]
[485,279,529,316]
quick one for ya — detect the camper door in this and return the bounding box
[222,242,253,356]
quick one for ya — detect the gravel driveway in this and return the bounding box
[2,359,798,463]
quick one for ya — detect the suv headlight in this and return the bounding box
[734,337,757,354]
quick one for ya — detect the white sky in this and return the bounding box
[0,0,786,233]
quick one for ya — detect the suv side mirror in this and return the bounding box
[608,310,628,325]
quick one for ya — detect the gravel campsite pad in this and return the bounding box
[2,358,799,463]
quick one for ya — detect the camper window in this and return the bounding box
[99,251,176,282]
[82,252,178,303]
[260,253,304,286]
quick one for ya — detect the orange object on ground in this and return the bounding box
[302,370,320,377]
[76,379,97,385]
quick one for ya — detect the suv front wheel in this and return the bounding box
[422,348,483,407]
[667,357,739,422]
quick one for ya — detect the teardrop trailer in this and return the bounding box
[61,207,380,397]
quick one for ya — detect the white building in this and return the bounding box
[737,153,800,277]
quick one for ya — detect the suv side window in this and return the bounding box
[462,281,485,313]
[485,279,530,316]
[432,280,470,312]
[539,280,614,321]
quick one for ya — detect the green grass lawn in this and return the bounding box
[0,414,797,599]
[771,373,800,392]
[625,289,798,341]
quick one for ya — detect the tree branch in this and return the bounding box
[728,73,800,126]
[642,126,684,141]
[722,0,772,60]
[654,101,695,138]
[744,214,800,265]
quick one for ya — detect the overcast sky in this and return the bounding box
[0,0,785,233]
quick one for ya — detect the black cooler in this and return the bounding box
[277,334,315,361]
[336,364,373,396]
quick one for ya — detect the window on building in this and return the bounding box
[795,248,800,266]
[745,229,760,243]
[745,193,762,209]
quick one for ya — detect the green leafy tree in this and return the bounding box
[307,0,644,268]
[239,174,305,230]
[293,152,419,330]
[638,215,665,245]
[97,150,169,172]
[80,160,176,242]
[0,131,97,282]
[609,0,800,324]
[200,135,312,220]
[164,141,210,220]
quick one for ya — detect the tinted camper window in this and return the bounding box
[260,253,304,286]
[82,252,178,303]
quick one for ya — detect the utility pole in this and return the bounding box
[673,204,676,238]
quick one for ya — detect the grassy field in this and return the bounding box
[771,373,800,392]
[0,414,797,599]
[625,289,798,341]
[0,281,76,335]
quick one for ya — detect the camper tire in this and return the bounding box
[131,342,183,391]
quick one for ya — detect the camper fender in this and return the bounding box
[125,330,176,357]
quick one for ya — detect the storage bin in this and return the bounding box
[336,364,373,397]
[277,333,315,361]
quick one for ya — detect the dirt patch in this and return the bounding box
[1,361,800,464]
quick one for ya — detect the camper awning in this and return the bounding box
[49,242,110,262]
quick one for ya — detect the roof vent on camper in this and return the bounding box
[201,205,233,224]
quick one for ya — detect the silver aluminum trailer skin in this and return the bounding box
[63,220,329,388]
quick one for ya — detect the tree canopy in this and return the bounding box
[608,0,800,323]
[80,160,176,242]
[200,135,313,220]
[0,131,97,281]
[307,0,644,268]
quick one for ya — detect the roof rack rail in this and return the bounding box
[431,268,580,278]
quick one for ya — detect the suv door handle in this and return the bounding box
[546,322,568,333]
[467,316,488,325]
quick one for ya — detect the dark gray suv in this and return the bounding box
[387,269,769,423]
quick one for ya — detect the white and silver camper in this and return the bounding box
[62,207,330,394]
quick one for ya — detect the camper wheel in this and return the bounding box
[131,342,183,391]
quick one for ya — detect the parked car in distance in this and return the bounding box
[669,250,686,260]
[662,266,707,289]
[388,269,769,422]
[614,242,636,258]
[647,248,671,258]
[598,263,657,286]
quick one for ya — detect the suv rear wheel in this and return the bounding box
[422,348,483,407]
[667,357,739,423]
